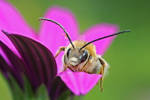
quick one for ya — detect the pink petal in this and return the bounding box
[59,70,80,95]
[82,24,118,55]
[78,72,101,94]
[39,6,79,72]
[81,73,101,94]
[0,31,20,58]
[59,69,102,95]
[0,1,36,39]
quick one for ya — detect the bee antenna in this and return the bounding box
[80,30,131,51]
[39,17,75,48]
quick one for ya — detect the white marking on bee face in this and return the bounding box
[70,57,78,62]
[69,57,79,66]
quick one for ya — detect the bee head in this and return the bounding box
[65,47,88,66]
[64,40,96,67]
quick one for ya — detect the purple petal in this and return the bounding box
[0,0,37,57]
[0,41,24,88]
[82,24,118,55]
[0,43,12,66]
[0,31,20,58]
[0,54,9,78]
[49,77,70,100]
[39,6,79,72]
[5,33,57,89]
[59,69,102,95]
[0,1,36,39]
[0,56,24,89]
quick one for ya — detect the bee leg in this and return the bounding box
[98,57,107,92]
[99,67,104,92]
[55,47,65,58]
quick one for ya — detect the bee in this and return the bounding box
[40,18,130,92]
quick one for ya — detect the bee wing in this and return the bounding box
[80,24,118,55]
[39,7,79,72]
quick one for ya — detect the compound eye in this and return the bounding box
[67,48,71,58]
[80,50,88,63]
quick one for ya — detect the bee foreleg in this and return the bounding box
[55,46,65,58]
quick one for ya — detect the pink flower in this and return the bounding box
[0,1,118,95]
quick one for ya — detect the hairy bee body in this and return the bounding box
[40,18,129,92]
[55,40,108,91]
[59,40,108,75]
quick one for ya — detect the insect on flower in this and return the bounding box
[40,18,130,92]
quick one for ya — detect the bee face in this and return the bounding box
[64,47,89,66]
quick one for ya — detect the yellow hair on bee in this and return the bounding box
[72,40,97,57]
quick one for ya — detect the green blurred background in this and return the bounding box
[0,0,150,100]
